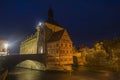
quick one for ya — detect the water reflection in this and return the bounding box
[8,68,71,80]
[8,67,120,80]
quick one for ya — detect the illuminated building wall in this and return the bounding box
[20,8,73,70]
[47,30,73,65]
[20,35,37,54]
[0,40,8,56]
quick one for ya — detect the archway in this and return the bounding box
[16,60,46,70]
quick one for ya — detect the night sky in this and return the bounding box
[0,0,120,54]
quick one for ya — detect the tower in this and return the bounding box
[36,23,45,54]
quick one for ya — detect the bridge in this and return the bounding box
[0,54,47,70]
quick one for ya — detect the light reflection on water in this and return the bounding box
[7,67,120,80]
[8,68,71,80]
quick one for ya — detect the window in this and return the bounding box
[65,44,67,47]
[48,51,50,54]
[61,44,63,47]
[56,50,58,54]
[63,50,65,53]
[65,58,67,61]
[66,50,68,53]
[56,44,59,47]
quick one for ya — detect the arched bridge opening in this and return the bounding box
[16,60,46,70]
[3,54,46,69]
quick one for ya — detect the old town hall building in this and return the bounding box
[20,8,73,71]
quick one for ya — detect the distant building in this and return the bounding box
[0,40,9,56]
[20,8,73,71]
[73,45,88,66]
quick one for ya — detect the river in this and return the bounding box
[7,66,120,80]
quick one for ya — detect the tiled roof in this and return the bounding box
[48,30,64,42]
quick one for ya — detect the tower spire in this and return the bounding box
[48,7,54,21]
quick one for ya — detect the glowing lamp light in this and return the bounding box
[38,22,42,26]
[4,43,8,49]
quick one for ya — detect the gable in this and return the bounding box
[60,30,72,43]
[47,30,64,42]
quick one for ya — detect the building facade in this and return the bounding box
[20,8,73,71]
[0,40,9,56]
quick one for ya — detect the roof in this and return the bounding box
[48,30,64,42]
[45,19,62,27]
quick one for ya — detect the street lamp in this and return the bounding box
[38,22,42,26]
